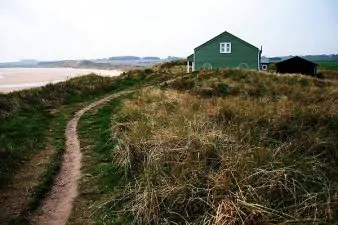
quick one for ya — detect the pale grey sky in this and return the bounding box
[0,0,337,62]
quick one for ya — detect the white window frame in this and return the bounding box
[262,64,268,70]
[220,42,231,54]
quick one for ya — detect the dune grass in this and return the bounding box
[104,69,338,224]
[0,69,165,223]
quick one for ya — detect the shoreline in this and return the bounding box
[0,68,123,93]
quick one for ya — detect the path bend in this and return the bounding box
[32,90,133,225]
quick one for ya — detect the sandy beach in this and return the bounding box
[0,68,123,93]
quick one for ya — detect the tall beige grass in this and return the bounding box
[107,68,337,224]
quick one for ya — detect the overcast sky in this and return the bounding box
[0,0,337,62]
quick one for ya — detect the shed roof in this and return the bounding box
[187,54,194,62]
[276,56,318,66]
[194,30,259,51]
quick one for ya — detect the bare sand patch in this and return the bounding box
[0,68,122,93]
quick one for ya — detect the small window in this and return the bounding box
[220,42,231,53]
[262,64,268,70]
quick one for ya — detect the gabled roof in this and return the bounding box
[194,30,259,51]
[276,56,318,66]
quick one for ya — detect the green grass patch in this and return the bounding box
[27,109,71,210]
[0,111,49,184]
[9,109,72,224]
[316,61,338,70]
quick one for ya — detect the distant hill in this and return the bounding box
[268,57,283,63]
[109,56,164,61]
[303,54,338,61]
[36,60,123,69]
[0,56,184,69]
[142,57,161,60]
[19,59,39,66]
[165,56,183,61]
[0,60,121,70]
[109,56,141,61]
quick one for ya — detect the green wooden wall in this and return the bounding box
[194,33,260,70]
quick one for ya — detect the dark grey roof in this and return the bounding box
[276,56,318,66]
[187,54,194,62]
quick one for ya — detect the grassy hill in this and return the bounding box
[1,62,337,224]
[72,66,338,224]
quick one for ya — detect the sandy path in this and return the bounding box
[31,90,133,225]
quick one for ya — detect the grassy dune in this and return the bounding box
[0,70,164,223]
[1,61,337,224]
[77,68,338,224]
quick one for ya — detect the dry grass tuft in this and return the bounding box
[107,69,338,223]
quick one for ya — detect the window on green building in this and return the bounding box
[220,42,231,53]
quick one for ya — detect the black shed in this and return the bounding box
[276,56,318,76]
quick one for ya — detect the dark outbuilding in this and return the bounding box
[276,56,318,76]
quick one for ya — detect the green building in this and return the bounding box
[187,31,262,72]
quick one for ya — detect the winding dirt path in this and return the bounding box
[31,90,133,225]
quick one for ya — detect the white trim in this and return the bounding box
[262,64,267,70]
[258,45,262,71]
[220,42,231,53]
[187,61,190,73]
[257,50,261,71]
